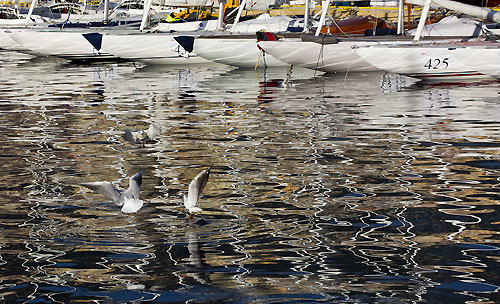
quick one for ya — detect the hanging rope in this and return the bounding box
[314,34,327,77]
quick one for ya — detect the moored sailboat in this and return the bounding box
[9,28,121,60]
[3,0,144,61]
[101,31,212,64]
[187,13,304,68]
[257,0,499,75]
[353,0,500,81]
[102,0,302,66]
[96,0,225,65]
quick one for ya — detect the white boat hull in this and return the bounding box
[153,20,219,33]
[0,18,41,28]
[257,39,381,73]
[9,28,114,60]
[102,32,210,65]
[194,37,286,68]
[0,28,24,51]
[453,46,500,79]
[256,15,488,74]
[355,44,492,81]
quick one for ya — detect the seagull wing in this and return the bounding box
[146,124,160,141]
[123,129,138,144]
[187,168,210,209]
[80,181,121,205]
[127,172,142,199]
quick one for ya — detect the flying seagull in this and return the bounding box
[182,167,211,220]
[123,124,160,145]
[80,172,144,213]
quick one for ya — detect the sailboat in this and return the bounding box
[354,0,500,81]
[0,5,47,27]
[101,31,212,64]
[256,0,498,74]
[5,0,145,61]
[99,0,222,65]
[102,0,299,66]
[189,0,426,70]
[179,0,308,68]
[186,12,304,68]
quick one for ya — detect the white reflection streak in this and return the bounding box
[216,99,258,288]
[228,226,252,287]
[166,243,186,288]
[303,102,356,290]
[399,128,440,299]
[299,102,358,293]
[17,104,78,303]
[437,202,500,294]
[397,203,431,303]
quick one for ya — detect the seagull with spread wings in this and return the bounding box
[81,172,144,214]
[123,124,161,145]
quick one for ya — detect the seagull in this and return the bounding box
[80,172,144,214]
[123,124,160,145]
[182,167,211,220]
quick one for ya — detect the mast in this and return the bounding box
[25,0,36,27]
[303,0,310,33]
[397,0,404,34]
[407,0,500,23]
[230,0,247,33]
[140,0,153,31]
[217,1,225,30]
[412,0,431,43]
[103,0,110,23]
[315,0,330,36]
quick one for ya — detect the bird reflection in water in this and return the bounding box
[184,230,210,285]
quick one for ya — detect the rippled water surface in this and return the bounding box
[1,49,500,304]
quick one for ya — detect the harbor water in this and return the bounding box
[1,50,500,303]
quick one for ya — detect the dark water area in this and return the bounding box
[1,49,500,303]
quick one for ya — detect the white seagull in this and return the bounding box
[182,167,211,220]
[80,172,144,214]
[123,124,161,145]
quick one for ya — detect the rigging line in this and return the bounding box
[343,59,352,86]
[384,23,397,42]
[255,48,263,71]
[286,64,292,84]
[423,10,466,44]
[330,17,355,39]
[262,50,267,69]
[314,34,326,77]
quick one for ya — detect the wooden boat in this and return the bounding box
[318,15,391,35]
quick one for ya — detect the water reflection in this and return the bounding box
[1,50,500,303]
